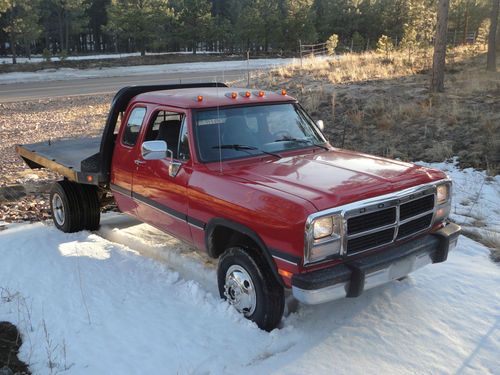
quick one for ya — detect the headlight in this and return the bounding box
[306,215,343,264]
[313,217,334,239]
[436,183,449,205]
[435,182,452,222]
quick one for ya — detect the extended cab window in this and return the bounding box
[144,110,188,160]
[122,107,146,147]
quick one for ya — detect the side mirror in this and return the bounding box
[316,120,325,131]
[141,140,167,160]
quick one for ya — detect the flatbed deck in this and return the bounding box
[16,137,103,185]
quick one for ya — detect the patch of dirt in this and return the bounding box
[0,322,30,374]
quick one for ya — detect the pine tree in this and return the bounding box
[106,0,173,56]
[176,0,213,54]
[283,0,317,51]
[0,0,41,63]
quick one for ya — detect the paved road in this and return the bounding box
[0,70,248,103]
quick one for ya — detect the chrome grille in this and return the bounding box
[400,195,435,220]
[397,213,433,239]
[346,228,395,254]
[345,193,435,256]
[347,207,396,235]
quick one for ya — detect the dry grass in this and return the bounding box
[252,47,500,175]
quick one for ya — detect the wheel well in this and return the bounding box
[208,226,257,258]
[205,219,285,287]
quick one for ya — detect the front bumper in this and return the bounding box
[292,223,461,305]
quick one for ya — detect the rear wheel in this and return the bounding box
[50,180,101,233]
[76,184,100,231]
[50,180,84,233]
[217,246,284,331]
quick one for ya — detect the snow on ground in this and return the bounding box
[0,51,221,65]
[419,159,500,243]
[1,214,499,374]
[0,58,296,85]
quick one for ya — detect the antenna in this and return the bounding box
[216,78,223,174]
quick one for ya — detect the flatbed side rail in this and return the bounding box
[16,144,78,181]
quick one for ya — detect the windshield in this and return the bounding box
[194,103,326,162]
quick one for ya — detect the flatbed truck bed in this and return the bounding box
[16,137,103,185]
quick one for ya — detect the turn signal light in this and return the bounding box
[197,95,203,102]
[278,269,293,279]
[281,89,287,96]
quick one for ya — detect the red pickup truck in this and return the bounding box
[16,83,461,331]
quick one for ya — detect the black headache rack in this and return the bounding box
[16,82,228,186]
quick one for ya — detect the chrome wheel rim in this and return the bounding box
[224,265,256,316]
[52,193,65,226]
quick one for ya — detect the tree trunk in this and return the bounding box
[140,36,146,56]
[65,18,69,52]
[487,0,499,71]
[25,40,31,60]
[463,2,469,44]
[10,35,17,64]
[57,10,64,52]
[431,0,450,93]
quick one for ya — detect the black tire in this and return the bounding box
[76,184,101,231]
[217,246,285,331]
[50,180,84,233]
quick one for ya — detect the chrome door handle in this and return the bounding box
[134,159,145,165]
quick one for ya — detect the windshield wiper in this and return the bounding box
[212,144,282,158]
[274,137,330,151]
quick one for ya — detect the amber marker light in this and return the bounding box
[258,90,265,97]
[278,269,293,279]
[245,91,251,98]
[231,92,238,99]
[197,95,203,102]
[86,175,93,183]
[281,89,287,96]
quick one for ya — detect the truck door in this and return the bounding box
[132,108,193,243]
[110,105,148,216]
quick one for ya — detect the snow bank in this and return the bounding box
[1,216,498,374]
[0,58,296,85]
[0,51,221,65]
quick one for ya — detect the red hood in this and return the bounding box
[221,149,447,211]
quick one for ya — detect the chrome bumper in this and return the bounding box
[292,223,460,305]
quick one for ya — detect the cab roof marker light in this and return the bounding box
[244,91,251,98]
[257,90,265,97]
[197,95,203,102]
[231,92,238,99]
[281,89,287,96]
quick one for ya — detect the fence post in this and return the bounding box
[246,50,250,87]
[299,39,303,67]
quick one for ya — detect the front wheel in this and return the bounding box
[217,246,284,331]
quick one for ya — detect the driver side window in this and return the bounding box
[144,110,187,160]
